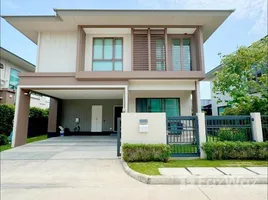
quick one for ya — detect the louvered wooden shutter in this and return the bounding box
[150,29,166,71]
[133,29,149,71]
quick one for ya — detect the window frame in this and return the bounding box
[217,106,228,116]
[168,35,194,71]
[9,68,20,90]
[92,37,123,71]
[135,98,181,116]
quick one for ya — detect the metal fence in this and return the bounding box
[117,118,121,156]
[205,116,252,142]
[167,116,200,157]
[261,115,268,141]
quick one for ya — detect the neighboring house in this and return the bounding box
[203,65,230,116]
[201,99,212,115]
[0,47,50,108]
[204,36,267,116]
[2,9,233,146]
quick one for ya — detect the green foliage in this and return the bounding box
[0,105,49,136]
[213,36,268,115]
[0,134,9,145]
[202,141,268,160]
[122,143,171,162]
[0,105,15,136]
[29,107,49,118]
[218,128,248,142]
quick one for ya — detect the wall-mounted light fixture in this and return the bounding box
[24,91,32,96]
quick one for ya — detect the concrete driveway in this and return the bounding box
[1,136,267,200]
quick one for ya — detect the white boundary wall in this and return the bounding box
[121,113,167,144]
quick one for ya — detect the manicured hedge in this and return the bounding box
[122,143,171,162]
[202,141,268,160]
[0,105,15,136]
[0,104,49,137]
[0,134,9,145]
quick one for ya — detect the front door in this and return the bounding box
[91,105,102,132]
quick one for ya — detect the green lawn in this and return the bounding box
[0,135,47,152]
[170,144,198,153]
[128,159,268,175]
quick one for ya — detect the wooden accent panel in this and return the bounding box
[133,28,167,71]
[194,27,205,72]
[150,29,166,71]
[133,29,149,71]
[76,26,86,72]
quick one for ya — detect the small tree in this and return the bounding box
[213,36,268,115]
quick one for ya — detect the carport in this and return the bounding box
[12,82,128,148]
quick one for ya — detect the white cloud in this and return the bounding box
[137,0,268,35]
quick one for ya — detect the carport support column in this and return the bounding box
[48,98,58,134]
[197,112,206,159]
[12,88,30,147]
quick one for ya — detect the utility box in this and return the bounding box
[139,119,148,133]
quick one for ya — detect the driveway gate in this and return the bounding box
[167,116,200,157]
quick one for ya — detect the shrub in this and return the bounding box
[0,134,9,145]
[202,141,268,160]
[122,143,171,162]
[29,107,49,118]
[0,105,49,137]
[0,105,15,136]
[218,128,248,142]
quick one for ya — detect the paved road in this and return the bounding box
[1,136,267,200]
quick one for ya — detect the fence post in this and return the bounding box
[197,113,206,159]
[250,113,263,142]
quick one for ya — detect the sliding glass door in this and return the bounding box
[136,98,180,117]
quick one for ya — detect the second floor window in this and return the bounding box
[172,38,192,71]
[93,38,123,71]
[9,68,20,90]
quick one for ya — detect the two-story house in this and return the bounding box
[2,9,233,147]
[0,47,50,108]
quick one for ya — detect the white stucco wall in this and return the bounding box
[37,32,77,72]
[84,34,131,71]
[129,80,195,91]
[128,90,192,116]
[121,113,167,144]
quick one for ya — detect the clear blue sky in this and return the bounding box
[1,0,267,99]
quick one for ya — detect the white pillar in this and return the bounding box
[122,91,125,112]
[250,113,263,142]
[195,81,201,113]
[197,112,206,159]
[124,86,128,113]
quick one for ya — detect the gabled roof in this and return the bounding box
[0,47,35,72]
[1,9,234,44]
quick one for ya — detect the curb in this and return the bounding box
[121,161,268,185]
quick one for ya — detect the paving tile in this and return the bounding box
[217,167,256,175]
[246,167,268,175]
[187,167,224,176]
[159,168,191,176]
